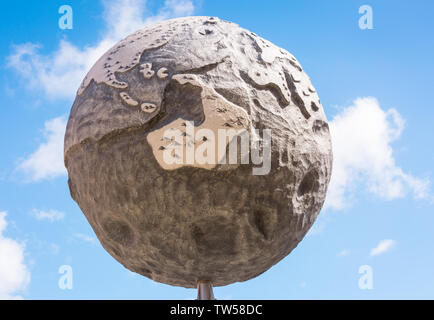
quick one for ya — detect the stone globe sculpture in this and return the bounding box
[64,16,333,289]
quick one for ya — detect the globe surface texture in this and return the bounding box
[64,16,333,288]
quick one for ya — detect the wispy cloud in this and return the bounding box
[370,239,396,256]
[337,249,350,257]
[7,0,196,100]
[31,209,65,222]
[11,0,196,183]
[73,233,97,245]
[0,211,31,299]
[325,97,431,210]
[17,116,67,182]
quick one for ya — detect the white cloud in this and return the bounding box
[17,116,67,182]
[370,239,396,256]
[7,41,111,99]
[325,97,431,210]
[73,233,97,245]
[11,0,196,182]
[7,0,196,99]
[103,0,195,41]
[31,209,65,222]
[0,211,31,300]
[337,249,350,257]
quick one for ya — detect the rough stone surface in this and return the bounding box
[64,16,333,288]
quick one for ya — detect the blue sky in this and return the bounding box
[0,0,433,299]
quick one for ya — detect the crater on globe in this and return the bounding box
[64,16,333,288]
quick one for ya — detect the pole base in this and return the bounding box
[197,280,215,300]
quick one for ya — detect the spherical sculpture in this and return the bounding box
[64,16,333,288]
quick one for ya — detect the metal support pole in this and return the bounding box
[197,280,215,300]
